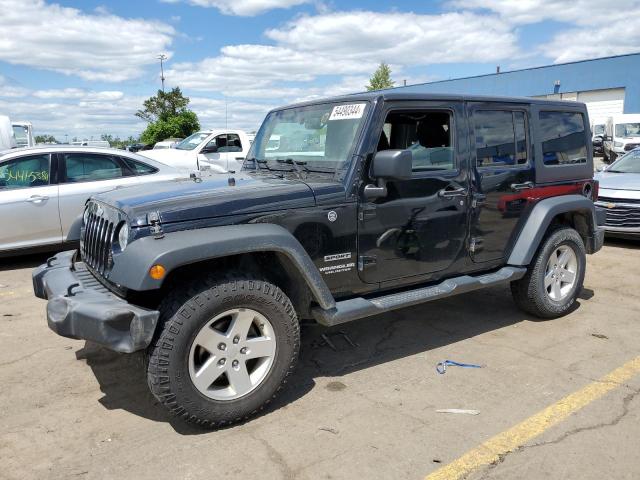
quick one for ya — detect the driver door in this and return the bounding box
[357,101,470,284]
[198,134,244,173]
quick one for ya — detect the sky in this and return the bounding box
[1,0,639,141]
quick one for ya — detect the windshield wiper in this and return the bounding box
[247,158,272,171]
[276,158,308,178]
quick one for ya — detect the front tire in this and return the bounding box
[511,227,586,319]
[146,275,300,427]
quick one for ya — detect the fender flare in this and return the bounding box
[108,223,336,310]
[507,194,598,266]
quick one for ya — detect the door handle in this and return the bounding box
[510,181,534,192]
[438,187,467,198]
[235,157,244,160]
[26,195,49,203]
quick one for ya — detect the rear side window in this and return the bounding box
[474,110,528,167]
[121,157,158,175]
[0,154,50,189]
[539,111,587,166]
[63,153,127,183]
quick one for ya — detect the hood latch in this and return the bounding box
[148,211,164,239]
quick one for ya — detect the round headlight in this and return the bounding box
[118,222,129,251]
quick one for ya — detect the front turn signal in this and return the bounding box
[149,264,166,280]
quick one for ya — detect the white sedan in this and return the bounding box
[0,145,190,256]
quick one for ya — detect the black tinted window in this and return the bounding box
[539,111,587,165]
[0,154,50,189]
[378,110,454,173]
[474,110,528,167]
[121,157,158,175]
[64,153,126,183]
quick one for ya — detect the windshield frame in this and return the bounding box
[175,131,211,151]
[244,100,372,180]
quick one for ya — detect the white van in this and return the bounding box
[603,114,640,162]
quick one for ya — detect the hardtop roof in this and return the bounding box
[273,91,587,112]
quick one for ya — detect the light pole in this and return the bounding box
[157,54,168,92]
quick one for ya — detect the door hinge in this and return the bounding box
[469,237,483,253]
[359,204,377,221]
[148,211,164,239]
[472,194,487,209]
[358,255,377,271]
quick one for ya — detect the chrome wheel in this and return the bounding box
[544,245,578,301]
[188,308,276,401]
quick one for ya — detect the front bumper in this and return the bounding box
[33,250,159,353]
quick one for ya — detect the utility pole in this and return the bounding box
[157,54,168,92]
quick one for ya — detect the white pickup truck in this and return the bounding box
[139,129,251,173]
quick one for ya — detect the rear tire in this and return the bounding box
[146,274,300,427]
[511,227,586,319]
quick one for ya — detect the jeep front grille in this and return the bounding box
[81,202,116,275]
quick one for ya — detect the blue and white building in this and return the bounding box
[402,53,640,122]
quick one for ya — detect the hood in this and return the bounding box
[595,171,640,191]
[95,173,317,226]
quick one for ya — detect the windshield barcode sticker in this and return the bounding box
[329,103,366,121]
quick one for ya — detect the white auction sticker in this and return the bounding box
[329,103,366,121]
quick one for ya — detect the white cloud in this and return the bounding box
[266,11,517,64]
[160,0,310,16]
[190,97,275,131]
[451,0,639,25]
[31,89,125,101]
[0,75,30,98]
[167,10,518,98]
[0,83,272,139]
[0,0,175,81]
[451,0,640,63]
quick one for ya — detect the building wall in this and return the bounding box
[401,54,640,115]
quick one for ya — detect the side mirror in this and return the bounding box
[371,149,412,180]
[201,144,218,154]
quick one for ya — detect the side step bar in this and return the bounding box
[312,266,527,327]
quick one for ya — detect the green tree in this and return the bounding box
[136,87,200,145]
[140,111,200,145]
[135,87,191,123]
[366,63,395,91]
[34,134,57,143]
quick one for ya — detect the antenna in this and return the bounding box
[157,54,168,92]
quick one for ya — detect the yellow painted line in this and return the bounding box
[0,291,16,297]
[426,355,640,480]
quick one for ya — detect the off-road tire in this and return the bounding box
[146,274,300,428]
[511,227,586,319]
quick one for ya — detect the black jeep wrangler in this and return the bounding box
[34,92,605,426]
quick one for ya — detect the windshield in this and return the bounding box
[245,101,369,175]
[615,123,640,138]
[175,132,210,150]
[608,150,640,173]
[593,124,605,135]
